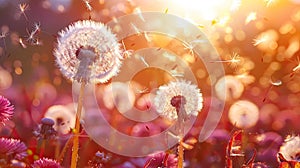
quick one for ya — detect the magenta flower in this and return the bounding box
[0,137,27,160]
[31,158,60,168]
[0,95,14,124]
[144,151,177,168]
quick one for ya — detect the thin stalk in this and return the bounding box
[55,139,60,159]
[58,136,74,163]
[177,106,185,168]
[71,81,85,168]
[39,139,46,158]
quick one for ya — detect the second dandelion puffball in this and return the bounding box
[54,20,123,83]
[154,80,203,121]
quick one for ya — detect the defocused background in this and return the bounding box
[0,0,300,167]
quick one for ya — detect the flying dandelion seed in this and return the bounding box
[253,35,268,46]
[183,42,195,58]
[133,7,145,22]
[26,22,41,45]
[262,79,282,102]
[292,56,300,72]
[253,30,279,52]
[54,20,123,83]
[19,38,27,48]
[121,40,134,58]
[0,31,8,55]
[139,56,149,67]
[83,0,93,11]
[245,12,257,25]
[279,135,300,162]
[210,52,240,68]
[228,100,259,129]
[230,0,241,11]
[154,80,203,121]
[264,0,277,7]
[130,22,142,35]
[0,95,14,124]
[18,3,29,21]
[215,75,244,101]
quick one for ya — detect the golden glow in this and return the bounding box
[173,0,234,21]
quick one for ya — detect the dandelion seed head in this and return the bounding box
[245,12,257,25]
[215,75,244,101]
[228,100,259,129]
[0,137,28,160]
[279,135,300,162]
[0,68,13,90]
[54,20,123,83]
[44,105,75,134]
[0,95,14,124]
[102,82,135,114]
[31,158,60,168]
[154,80,203,121]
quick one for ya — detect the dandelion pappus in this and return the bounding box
[121,40,134,58]
[19,38,27,48]
[262,78,282,102]
[0,31,9,55]
[83,0,93,11]
[210,52,241,69]
[139,56,149,67]
[18,3,29,21]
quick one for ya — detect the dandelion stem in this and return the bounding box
[71,81,85,168]
[178,138,184,168]
[55,139,60,159]
[58,136,74,163]
[177,107,184,168]
[39,139,46,158]
[170,95,186,168]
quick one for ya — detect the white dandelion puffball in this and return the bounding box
[154,80,203,121]
[102,82,135,114]
[279,135,300,162]
[215,75,244,101]
[54,20,123,83]
[228,100,259,129]
[44,105,75,134]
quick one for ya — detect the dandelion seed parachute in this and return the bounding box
[215,75,244,102]
[54,20,123,83]
[228,100,259,129]
[154,80,203,121]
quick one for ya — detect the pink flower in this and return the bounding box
[31,158,60,168]
[0,137,27,160]
[0,95,14,124]
[144,151,177,168]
